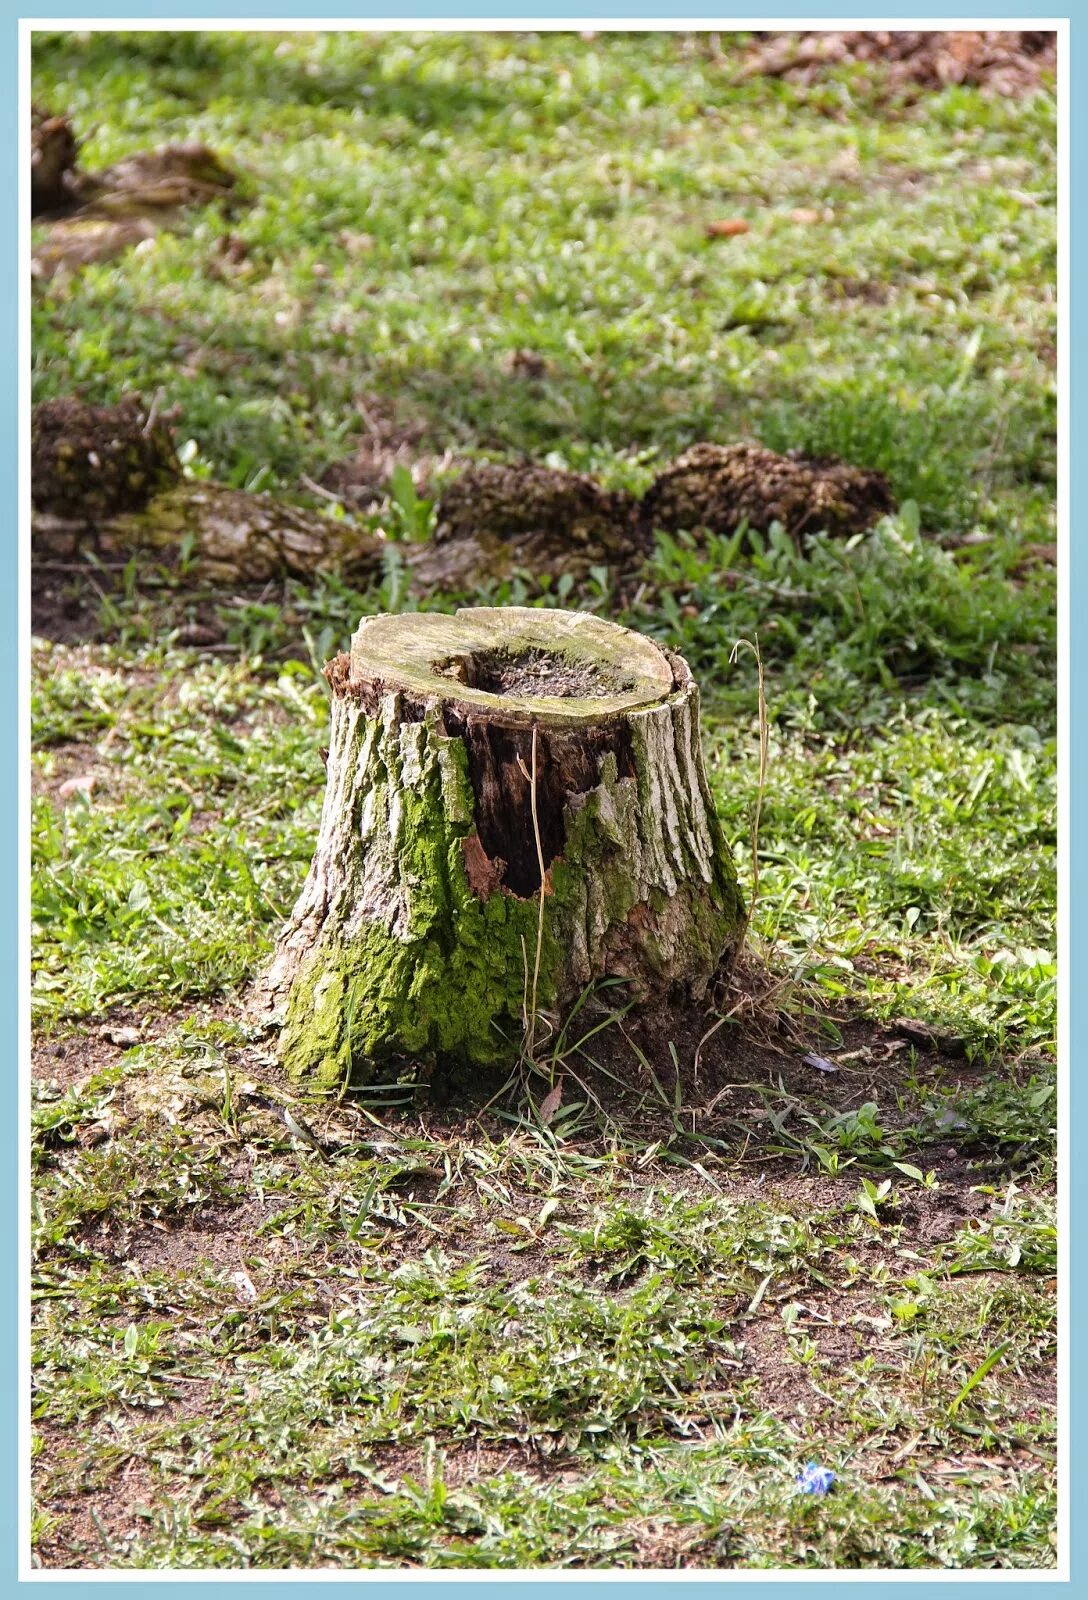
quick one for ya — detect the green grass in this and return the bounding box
[30,29,1056,1571]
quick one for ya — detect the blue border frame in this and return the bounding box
[12,6,1076,1594]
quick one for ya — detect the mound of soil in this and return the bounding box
[31,106,80,216]
[737,30,1056,99]
[420,463,645,590]
[641,442,895,542]
[435,462,640,552]
[32,397,180,521]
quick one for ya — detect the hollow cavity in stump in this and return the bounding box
[267,607,744,1091]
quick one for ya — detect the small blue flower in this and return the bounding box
[796,1462,836,1496]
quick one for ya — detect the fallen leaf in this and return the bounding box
[58,774,95,801]
[788,206,824,225]
[338,230,374,255]
[231,1267,257,1304]
[105,1025,141,1047]
[538,1080,563,1125]
[801,1052,838,1074]
[705,218,750,238]
[461,833,505,899]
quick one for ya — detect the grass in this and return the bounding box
[30,29,1056,1571]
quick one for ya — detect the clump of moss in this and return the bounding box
[641,442,895,541]
[32,397,180,521]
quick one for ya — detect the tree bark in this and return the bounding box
[266,607,744,1091]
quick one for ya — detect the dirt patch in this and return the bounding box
[319,396,444,511]
[32,740,110,804]
[641,442,894,543]
[31,1001,227,1091]
[735,31,1057,100]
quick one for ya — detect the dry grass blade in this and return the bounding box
[729,633,769,948]
[518,726,549,1067]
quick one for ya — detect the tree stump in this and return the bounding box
[267,607,744,1091]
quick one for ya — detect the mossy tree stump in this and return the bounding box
[267,607,744,1091]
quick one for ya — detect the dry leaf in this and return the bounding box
[338,230,374,255]
[788,207,824,225]
[231,1267,258,1304]
[801,1052,838,1075]
[105,1025,141,1047]
[538,1080,563,1125]
[705,218,750,239]
[461,833,505,899]
[58,774,96,801]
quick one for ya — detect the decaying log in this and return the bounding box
[33,481,385,586]
[31,397,383,585]
[31,103,243,280]
[266,607,744,1090]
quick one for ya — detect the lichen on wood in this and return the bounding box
[266,607,744,1092]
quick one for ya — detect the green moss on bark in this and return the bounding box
[278,710,565,1089]
[271,622,745,1092]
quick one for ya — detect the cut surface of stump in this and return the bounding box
[267,607,744,1091]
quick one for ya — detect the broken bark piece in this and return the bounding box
[266,607,744,1090]
[892,1017,968,1057]
[642,442,895,541]
[34,480,385,586]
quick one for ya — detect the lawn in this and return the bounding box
[29,31,1057,1570]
